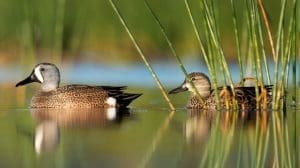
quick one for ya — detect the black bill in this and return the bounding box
[168,83,188,94]
[15,70,40,87]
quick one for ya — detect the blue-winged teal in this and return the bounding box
[16,63,142,108]
[169,72,273,110]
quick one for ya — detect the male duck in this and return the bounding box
[16,63,142,108]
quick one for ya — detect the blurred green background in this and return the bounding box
[0,0,299,66]
[0,1,299,168]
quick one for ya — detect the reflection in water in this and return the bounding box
[34,121,59,155]
[31,108,130,127]
[32,107,130,155]
[182,109,273,167]
[185,110,214,144]
[185,109,270,143]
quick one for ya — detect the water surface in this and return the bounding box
[0,63,299,167]
[0,86,299,168]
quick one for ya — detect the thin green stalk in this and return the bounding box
[255,125,264,168]
[282,0,297,89]
[199,140,209,167]
[200,0,228,109]
[220,125,235,167]
[275,112,287,168]
[284,120,292,168]
[138,111,175,168]
[253,0,264,84]
[108,0,175,110]
[256,11,271,84]
[272,0,287,110]
[199,113,222,167]
[261,123,270,167]
[230,0,244,81]
[184,0,221,109]
[251,110,259,168]
[184,0,211,71]
[247,0,262,105]
[144,0,205,105]
[202,1,236,94]
[236,129,243,168]
[293,1,298,167]
[207,0,228,89]
[257,0,276,61]
[271,112,279,168]
[244,1,253,77]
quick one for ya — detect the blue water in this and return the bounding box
[1,61,298,87]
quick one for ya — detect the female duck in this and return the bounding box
[169,72,272,111]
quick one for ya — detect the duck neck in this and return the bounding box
[191,88,211,100]
[41,81,59,92]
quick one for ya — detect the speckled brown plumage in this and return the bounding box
[16,63,142,109]
[169,72,274,111]
[31,85,141,108]
[187,85,273,111]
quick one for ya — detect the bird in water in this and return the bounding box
[169,72,272,111]
[16,63,142,109]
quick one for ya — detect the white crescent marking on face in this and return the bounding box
[34,66,44,83]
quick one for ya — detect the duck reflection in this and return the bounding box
[34,120,59,155]
[32,107,130,154]
[185,109,270,143]
[31,107,130,127]
[185,109,215,144]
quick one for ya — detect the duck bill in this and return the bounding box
[168,83,188,94]
[16,70,39,87]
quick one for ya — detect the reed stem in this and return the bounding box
[257,0,276,61]
[108,0,175,110]
[144,0,205,105]
[230,0,244,81]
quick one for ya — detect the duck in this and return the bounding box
[16,63,142,108]
[169,72,272,111]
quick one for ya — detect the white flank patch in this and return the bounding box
[106,107,117,120]
[105,97,116,107]
[34,66,44,83]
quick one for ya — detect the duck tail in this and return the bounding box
[117,93,142,107]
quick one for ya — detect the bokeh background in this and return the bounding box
[0,0,299,64]
[0,1,299,168]
[0,0,299,106]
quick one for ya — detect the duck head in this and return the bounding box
[16,63,60,92]
[169,72,212,99]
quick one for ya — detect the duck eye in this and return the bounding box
[191,77,195,81]
[40,68,45,72]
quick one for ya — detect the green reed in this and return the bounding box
[181,0,297,167]
[144,0,205,105]
[230,0,244,82]
[108,0,175,110]
[110,0,296,166]
[184,0,222,110]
